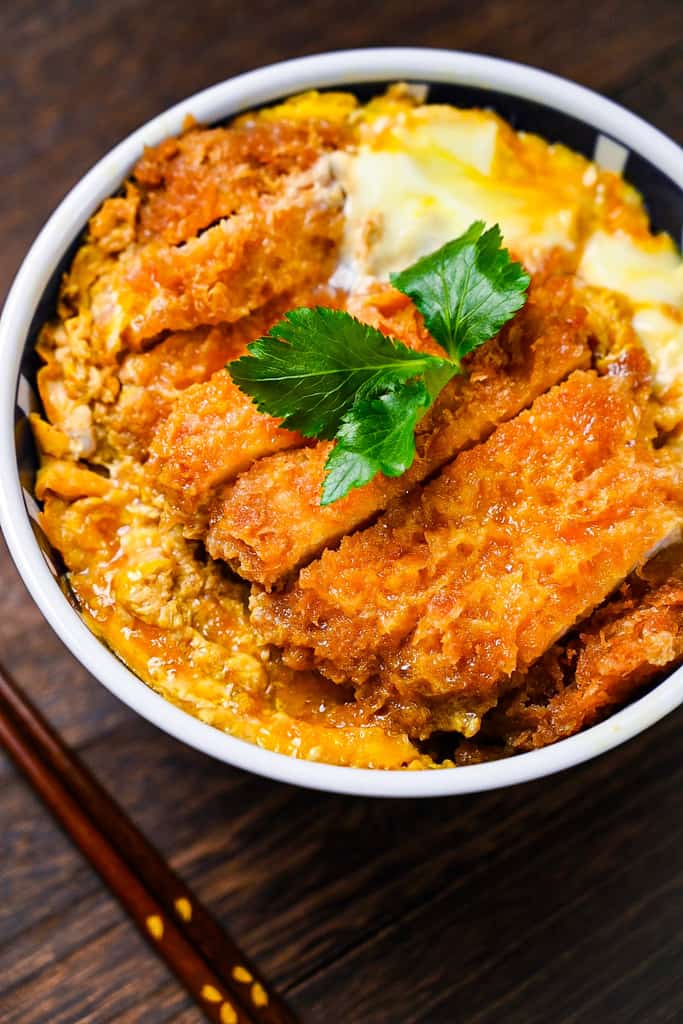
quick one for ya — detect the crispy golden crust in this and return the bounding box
[207,276,592,587]
[467,546,683,754]
[148,371,304,524]
[106,320,257,459]
[549,581,683,738]
[147,285,345,522]
[122,178,344,349]
[34,114,346,462]
[133,117,349,245]
[252,368,682,735]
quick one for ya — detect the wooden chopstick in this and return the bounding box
[0,662,298,1024]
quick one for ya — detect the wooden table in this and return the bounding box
[2,2,683,1021]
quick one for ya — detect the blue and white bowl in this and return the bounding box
[1,49,682,796]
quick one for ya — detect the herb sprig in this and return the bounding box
[227,221,530,504]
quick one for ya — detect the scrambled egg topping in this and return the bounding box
[31,87,683,768]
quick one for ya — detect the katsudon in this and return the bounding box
[31,85,683,768]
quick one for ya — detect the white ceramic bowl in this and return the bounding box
[2,48,682,797]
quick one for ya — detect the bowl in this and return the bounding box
[1,48,682,797]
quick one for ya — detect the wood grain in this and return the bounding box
[0,664,295,1024]
[1,1,683,1021]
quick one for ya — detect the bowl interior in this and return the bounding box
[5,54,683,796]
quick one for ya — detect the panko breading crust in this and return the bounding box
[206,275,592,587]
[252,366,682,736]
[456,544,683,759]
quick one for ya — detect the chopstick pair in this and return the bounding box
[0,662,298,1024]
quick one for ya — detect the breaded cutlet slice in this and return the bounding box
[145,286,344,525]
[478,544,683,752]
[251,364,683,735]
[132,116,350,246]
[106,306,280,459]
[146,283,438,530]
[147,371,304,530]
[207,276,592,588]
[550,563,683,739]
[121,170,345,349]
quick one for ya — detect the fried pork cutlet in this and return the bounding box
[251,366,683,737]
[147,370,304,527]
[147,283,437,530]
[107,317,267,459]
[146,285,344,523]
[207,276,592,587]
[460,544,683,756]
[122,171,345,349]
[132,116,350,246]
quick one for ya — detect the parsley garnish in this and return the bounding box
[228,307,451,441]
[322,379,432,504]
[227,222,529,504]
[390,221,530,369]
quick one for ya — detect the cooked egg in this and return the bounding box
[579,230,683,413]
[332,105,583,283]
[332,98,683,432]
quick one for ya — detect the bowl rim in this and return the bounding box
[1,47,683,798]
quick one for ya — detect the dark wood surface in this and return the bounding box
[1,2,683,1021]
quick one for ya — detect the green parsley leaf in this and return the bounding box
[227,307,450,440]
[321,380,432,505]
[390,221,530,367]
[227,222,530,504]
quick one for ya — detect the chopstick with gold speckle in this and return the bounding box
[0,661,298,1024]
